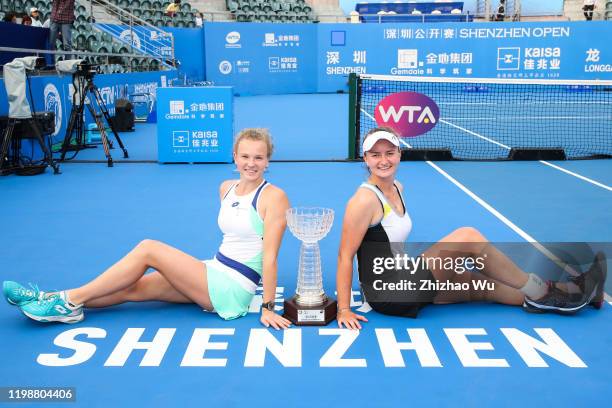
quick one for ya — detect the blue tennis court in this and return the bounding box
[1,93,610,407]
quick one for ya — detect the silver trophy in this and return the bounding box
[283,207,337,325]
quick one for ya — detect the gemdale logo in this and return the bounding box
[219,60,232,75]
[375,92,440,137]
[225,31,241,48]
[43,84,62,136]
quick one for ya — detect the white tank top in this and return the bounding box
[216,180,269,277]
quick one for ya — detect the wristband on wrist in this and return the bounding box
[261,301,275,312]
[338,307,351,314]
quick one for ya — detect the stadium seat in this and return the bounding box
[239,1,251,12]
[152,1,162,9]
[180,3,191,12]
[76,35,87,50]
[119,0,129,8]
[235,11,247,21]
[228,1,239,13]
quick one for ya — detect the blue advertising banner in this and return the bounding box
[204,23,317,95]
[156,87,233,163]
[96,24,174,58]
[317,21,612,92]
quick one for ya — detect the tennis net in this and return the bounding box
[348,74,612,160]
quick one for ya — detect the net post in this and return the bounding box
[348,73,358,160]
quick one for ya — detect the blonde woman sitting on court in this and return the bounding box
[3,128,292,330]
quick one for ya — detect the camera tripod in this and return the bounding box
[59,71,128,167]
[0,116,61,176]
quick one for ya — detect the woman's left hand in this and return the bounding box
[260,308,292,330]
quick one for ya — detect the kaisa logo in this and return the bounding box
[268,57,280,70]
[225,31,241,48]
[219,60,232,75]
[497,47,520,70]
[172,131,190,148]
[374,92,440,137]
[170,100,184,115]
[43,83,62,137]
[120,29,141,49]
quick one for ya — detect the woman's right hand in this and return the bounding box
[337,308,368,330]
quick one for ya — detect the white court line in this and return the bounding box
[440,120,511,149]
[439,119,612,192]
[537,161,612,191]
[362,108,611,191]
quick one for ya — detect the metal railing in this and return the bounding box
[354,12,474,23]
[0,46,172,74]
[81,0,175,66]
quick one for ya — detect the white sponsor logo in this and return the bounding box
[172,130,190,148]
[43,84,62,137]
[170,100,184,115]
[226,31,240,44]
[219,60,232,75]
[225,31,241,48]
[397,49,418,69]
[497,47,520,70]
[119,30,141,49]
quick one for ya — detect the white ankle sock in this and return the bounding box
[520,273,548,300]
[60,291,82,308]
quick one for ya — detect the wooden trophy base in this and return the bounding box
[283,296,337,326]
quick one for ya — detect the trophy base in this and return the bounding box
[283,296,337,326]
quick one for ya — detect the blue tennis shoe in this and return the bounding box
[20,291,84,324]
[3,281,45,306]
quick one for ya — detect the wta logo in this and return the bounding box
[374,92,439,137]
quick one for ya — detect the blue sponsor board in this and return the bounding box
[204,23,317,95]
[317,21,612,92]
[157,87,233,163]
[96,24,174,58]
